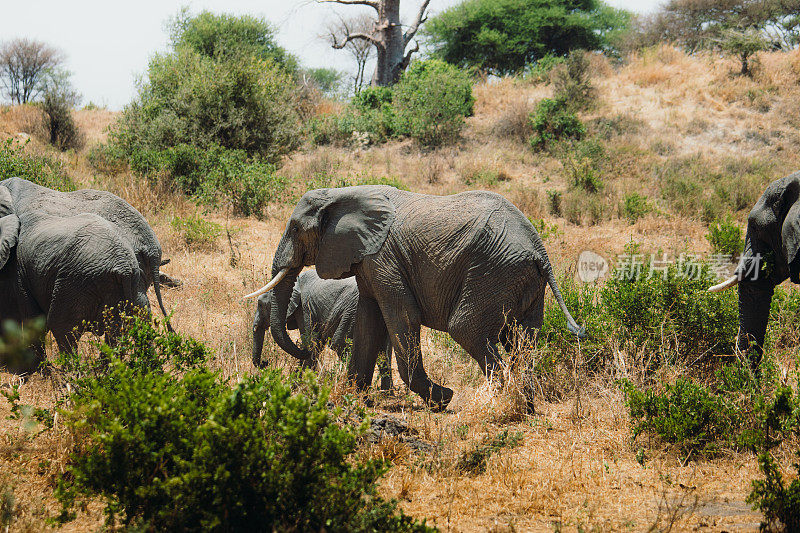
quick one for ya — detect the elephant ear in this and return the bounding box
[783,201,800,282]
[315,186,396,279]
[0,214,20,270]
[0,186,12,217]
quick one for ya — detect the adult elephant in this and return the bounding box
[0,210,149,373]
[708,172,800,368]
[252,269,393,390]
[0,177,171,328]
[245,185,583,410]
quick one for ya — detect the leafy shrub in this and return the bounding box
[602,249,738,361]
[40,70,84,151]
[86,143,127,175]
[353,86,394,110]
[393,59,474,147]
[706,215,744,258]
[621,192,652,223]
[745,386,800,531]
[562,190,607,225]
[0,138,75,191]
[550,50,596,111]
[55,317,432,532]
[546,189,562,216]
[528,98,585,150]
[131,144,286,217]
[170,215,223,248]
[524,53,565,83]
[621,377,741,456]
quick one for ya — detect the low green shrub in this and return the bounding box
[0,138,75,191]
[170,215,223,248]
[523,54,565,83]
[550,50,596,111]
[54,317,432,532]
[620,192,652,223]
[353,86,394,110]
[621,377,742,457]
[706,215,744,258]
[130,144,286,218]
[528,98,585,150]
[745,385,800,531]
[392,59,474,147]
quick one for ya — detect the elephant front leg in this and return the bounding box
[349,296,389,391]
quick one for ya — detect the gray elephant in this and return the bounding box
[252,269,393,390]
[245,185,583,410]
[0,210,149,373]
[0,177,171,327]
[708,172,800,369]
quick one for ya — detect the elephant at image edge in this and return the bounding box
[709,171,800,368]
[0,209,150,373]
[246,185,583,410]
[252,269,393,390]
[0,177,172,328]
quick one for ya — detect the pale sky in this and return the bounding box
[0,0,662,109]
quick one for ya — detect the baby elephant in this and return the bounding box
[252,269,393,390]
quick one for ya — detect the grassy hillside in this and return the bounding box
[4,46,800,530]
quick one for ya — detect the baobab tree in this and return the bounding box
[322,0,431,86]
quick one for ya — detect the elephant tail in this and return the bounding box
[152,264,174,333]
[540,250,585,338]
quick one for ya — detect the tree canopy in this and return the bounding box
[168,9,299,72]
[421,0,631,75]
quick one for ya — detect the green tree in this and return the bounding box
[109,10,301,165]
[719,27,769,75]
[168,9,299,72]
[422,0,630,75]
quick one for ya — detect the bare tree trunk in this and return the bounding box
[324,0,430,87]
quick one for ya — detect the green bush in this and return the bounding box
[621,192,652,223]
[621,377,742,456]
[111,48,300,165]
[55,318,432,532]
[528,98,585,150]
[706,215,744,258]
[353,86,394,110]
[550,50,596,111]
[602,252,738,362]
[524,54,565,83]
[170,215,223,248]
[0,138,75,191]
[130,144,286,217]
[393,59,474,147]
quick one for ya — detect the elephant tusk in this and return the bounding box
[707,275,739,293]
[243,268,288,299]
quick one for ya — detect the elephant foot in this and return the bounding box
[424,385,454,412]
[252,357,269,369]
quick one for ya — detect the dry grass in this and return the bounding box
[7,48,800,530]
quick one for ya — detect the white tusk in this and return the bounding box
[243,268,288,299]
[707,275,739,293]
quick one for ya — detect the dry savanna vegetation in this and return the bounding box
[5,46,800,531]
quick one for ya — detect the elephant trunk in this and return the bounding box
[152,264,173,332]
[252,306,268,368]
[737,281,773,369]
[269,266,309,361]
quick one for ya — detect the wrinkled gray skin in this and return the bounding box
[265,185,583,411]
[0,210,149,373]
[252,269,393,390]
[733,172,800,368]
[0,177,171,328]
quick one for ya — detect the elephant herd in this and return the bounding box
[2,171,800,410]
